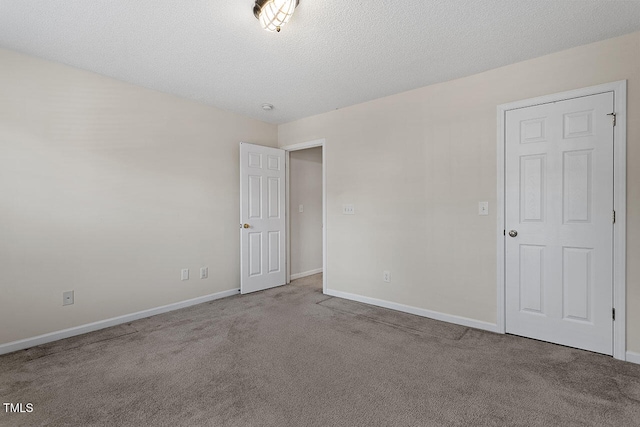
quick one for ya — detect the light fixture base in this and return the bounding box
[253,0,299,19]
[254,0,300,32]
[253,0,267,19]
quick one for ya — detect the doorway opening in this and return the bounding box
[283,139,327,294]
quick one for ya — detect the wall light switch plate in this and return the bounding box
[343,204,355,215]
[478,201,489,216]
[200,267,208,279]
[299,204,304,213]
[63,290,74,306]
[181,269,189,281]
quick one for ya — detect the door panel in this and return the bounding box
[505,92,614,355]
[268,231,281,273]
[520,155,545,222]
[563,150,592,223]
[519,245,545,314]
[562,247,592,322]
[249,175,262,218]
[248,232,262,277]
[267,177,281,218]
[240,143,286,294]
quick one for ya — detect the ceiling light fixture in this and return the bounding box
[253,0,299,32]
[262,103,275,111]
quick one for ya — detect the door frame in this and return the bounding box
[281,139,327,294]
[496,81,627,361]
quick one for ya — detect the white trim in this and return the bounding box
[290,268,323,281]
[322,143,326,295]
[285,152,291,284]
[282,138,327,295]
[281,139,326,152]
[325,289,500,333]
[626,351,640,365]
[496,80,627,360]
[612,81,627,361]
[496,106,506,334]
[496,81,625,111]
[0,288,239,356]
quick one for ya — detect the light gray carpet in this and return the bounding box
[1,274,639,426]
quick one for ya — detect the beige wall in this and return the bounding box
[2,32,639,354]
[0,48,277,345]
[278,32,640,352]
[290,147,323,276]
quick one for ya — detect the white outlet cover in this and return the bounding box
[181,269,189,280]
[478,201,489,216]
[200,267,208,279]
[383,270,391,283]
[63,290,74,306]
[299,204,304,213]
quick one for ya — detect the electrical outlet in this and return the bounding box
[200,267,208,279]
[343,204,355,215]
[299,204,304,213]
[383,271,391,283]
[181,269,189,281]
[478,201,489,216]
[63,290,74,306]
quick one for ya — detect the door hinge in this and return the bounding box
[613,210,616,224]
[607,112,617,126]
[612,308,616,321]
[503,229,506,236]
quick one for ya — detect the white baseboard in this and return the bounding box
[324,289,500,333]
[626,351,640,365]
[290,268,323,281]
[0,288,240,356]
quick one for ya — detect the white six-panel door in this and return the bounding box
[240,143,286,294]
[505,92,614,355]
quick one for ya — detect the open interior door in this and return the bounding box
[240,142,286,294]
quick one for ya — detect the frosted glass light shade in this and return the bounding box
[255,0,298,32]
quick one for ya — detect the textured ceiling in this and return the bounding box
[1,1,640,124]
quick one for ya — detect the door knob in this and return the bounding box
[508,230,518,237]
[243,224,250,229]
